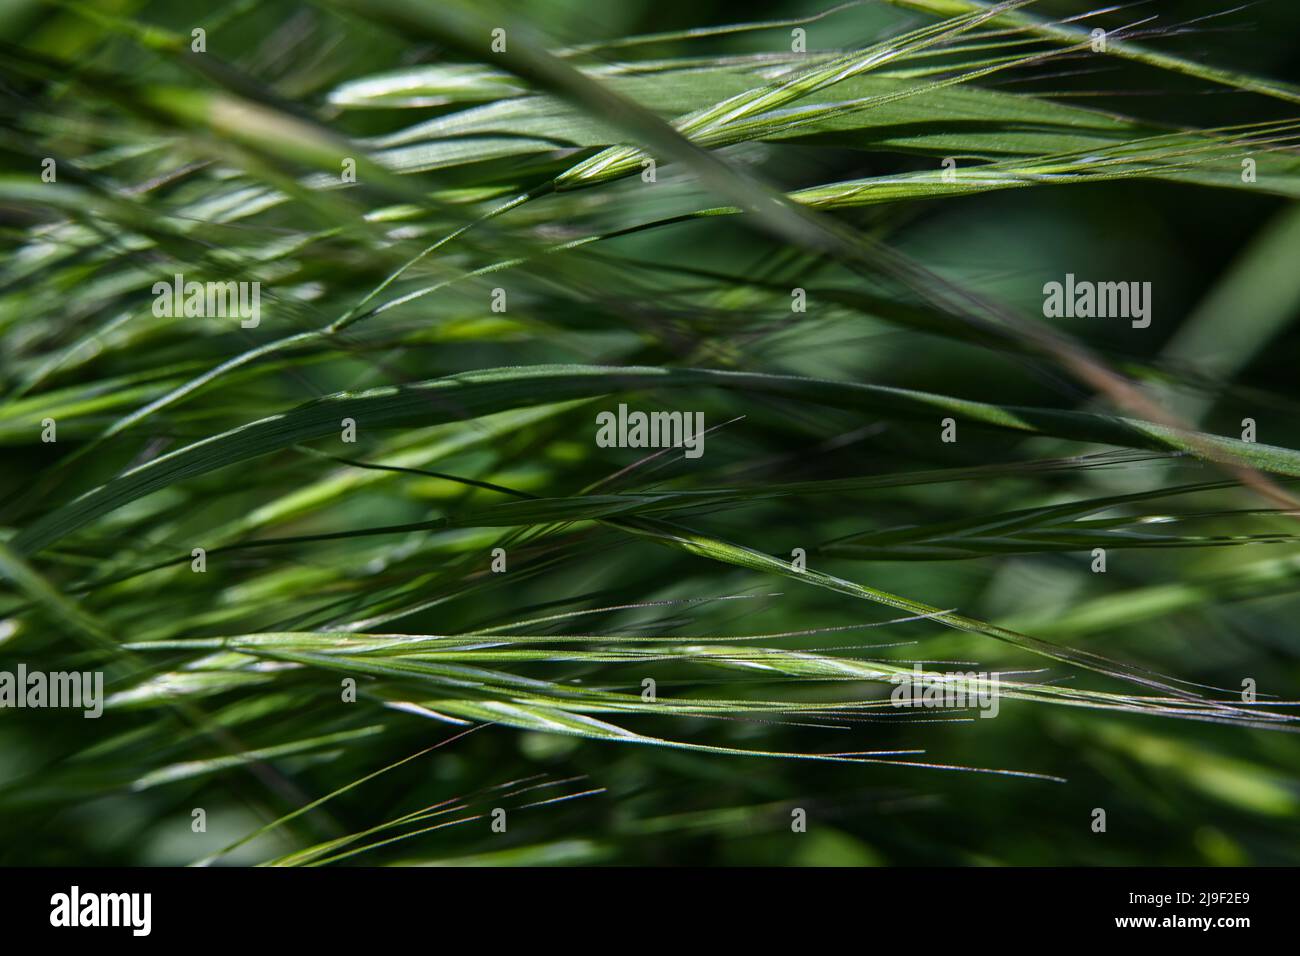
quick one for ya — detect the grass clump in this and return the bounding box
[1,0,1299,865]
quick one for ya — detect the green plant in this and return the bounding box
[2,0,1298,866]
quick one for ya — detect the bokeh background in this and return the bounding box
[2,0,1299,865]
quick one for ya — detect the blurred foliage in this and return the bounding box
[1,0,1299,866]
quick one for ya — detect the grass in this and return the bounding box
[1,0,1299,866]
